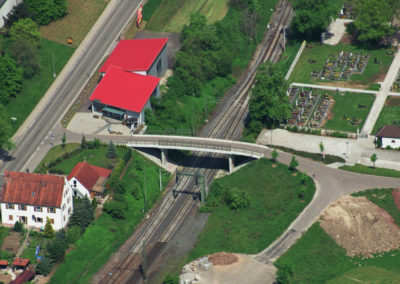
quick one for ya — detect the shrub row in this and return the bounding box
[284,125,349,139]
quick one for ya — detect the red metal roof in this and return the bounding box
[12,258,30,267]
[376,125,400,138]
[0,260,8,266]
[90,66,160,113]
[1,172,64,208]
[10,269,35,284]
[100,38,168,73]
[67,162,111,191]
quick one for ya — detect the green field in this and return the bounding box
[188,158,315,260]
[3,38,74,135]
[372,96,400,134]
[323,91,375,132]
[146,0,229,33]
[277,188,400,283]
[289,43,395,89]
[340,164,400,178]
[40,0,108,47]
[50,150,171,283]
[277,41,302,76]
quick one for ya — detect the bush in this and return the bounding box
[69,197,94,229]
[225,187,250,210]
[93,138,101,149]
[66,226,82,244]
[103,201,126,219]
[108,159,126,184]
[163,273,179,284]
[123,148,132,163]
[35,256,52,275]
[111,180,125,194]
[106,141,117,158]
[330,131,348,138]
[43,218,55,238]
[47,238,67,263]
[13,221,23,232]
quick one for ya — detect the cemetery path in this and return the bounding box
[291,82,379,94]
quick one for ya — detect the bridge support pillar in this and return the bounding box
[161,149,168,167]
[228,155,235,173]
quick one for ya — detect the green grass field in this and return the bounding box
[277,41,302,75]
[50,151,171,283]
[3,38,74,135]
[372,96,400,134]
[188,158,315,260]
[289,43,395,89]
[323,92,375,132]
[340,164,400,178]
[40,0,108,47]
[146,0,229,33]
[277,188,400,283]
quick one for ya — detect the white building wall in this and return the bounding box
[133,71,147,76]
[382,137,400,148]
[0,178,74,230]
[68,177,90,199]
[0,0,18,28]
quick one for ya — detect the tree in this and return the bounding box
[319,141,325,160]
[271,149,278,163]
[163,273,179,284]
[249,62,290,127]
[276,262,293,284]
[81,135,88,149]
[69,197,94,229]
[353,0,394,44]
[13,221,23,232]
[123,148,132,163]
[10,18,41,47]
[106,141,117,158]
[52,0,68,19]
[0,53,23,104]
[0,105,15,150]
[290,156,299,172]
[66,226,82,244]
[225,187,250,210]
[370,153,378,169]
[47,238,67,262]
[103,200,126,219]
[44,218,55,238]
[11,39,40,78]
[3,2,34,28]
[35,256,52,275]
[61,132,66,147]
[24,0,68,25]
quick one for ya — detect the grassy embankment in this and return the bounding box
[31,143,171,283]
[271,145,345,164]
[340,164,400,178]
[276,188,400,283]
[372,96,400,134]
[289,42,395,89]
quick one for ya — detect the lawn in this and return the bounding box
[323,91,375,132]
[39,0,109,47]
[271,145,345,164]
[146,0,229,33]
[277,187,400,283]
[372,96,400,134]
[289,42,395,89]
[3,38,74,135]
[50,151,171,283]
[340,164,400,178]
[188,158,315,260]
[277,41,302,76]
[0,227,10,249]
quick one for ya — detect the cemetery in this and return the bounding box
[287,86,375,133]
[289,43,395,89]
[391,71,400,92]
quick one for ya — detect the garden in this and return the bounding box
[276,188,400,283]
[288,43,395,89]
[286,87,375,133]
[372,96,400,134]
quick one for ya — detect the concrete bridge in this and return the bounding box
[121,135,269,172]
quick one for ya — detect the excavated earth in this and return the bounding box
[320,195,400,257]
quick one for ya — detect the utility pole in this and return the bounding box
[143,167,147,214]
[159,169,162,192]
[52,53,56,78]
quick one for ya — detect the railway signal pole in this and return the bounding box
[175,170,207,202]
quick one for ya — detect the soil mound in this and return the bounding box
[320,196,400,257]
[392,189,400,210]
[209,252,238,266]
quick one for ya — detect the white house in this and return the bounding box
[0,0,19,28]
[67,161,112,199]
[0,171,73,230]
[376,125,400,148]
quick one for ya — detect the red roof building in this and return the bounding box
[10,269,35,284]
[0,260,8,266]
[1,172,64,208]
[100,38,168,75]
[12,258,30,268]
[67,162,112,199]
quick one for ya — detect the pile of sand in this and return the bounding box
[208,252,238,266]
[320,195,400,257]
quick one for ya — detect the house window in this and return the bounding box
[73,180,77,187]
[50,219,54,224]
[9,215,13,221]
[19,205,27,211]
[36,217,43,223]
[6,204,14,210]
[47,207,56,213]
[19,216,27,224]
[392,140,396,143]
[34,206,42,212]
[62,204,66,211]
[63,216,66,221]
[68,207,71,215]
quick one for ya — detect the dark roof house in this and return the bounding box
[376,125,400,138]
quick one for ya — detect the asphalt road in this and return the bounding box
[0,0,142,176]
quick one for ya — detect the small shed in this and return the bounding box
[376,125,400,148]
[10,269,35,284]
[12,258,30,270]
[0,260,8,269]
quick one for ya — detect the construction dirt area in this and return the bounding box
[180,252,276,284]
[320,195,400,257]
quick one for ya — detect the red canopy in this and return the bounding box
[12,258,30,267]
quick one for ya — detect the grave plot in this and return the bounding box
[339,1,354,19]
[319,51,370,81]
[391,71,400,92]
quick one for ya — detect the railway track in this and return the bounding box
[104,1,293,282]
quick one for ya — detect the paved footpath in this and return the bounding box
[361,46,400,135]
